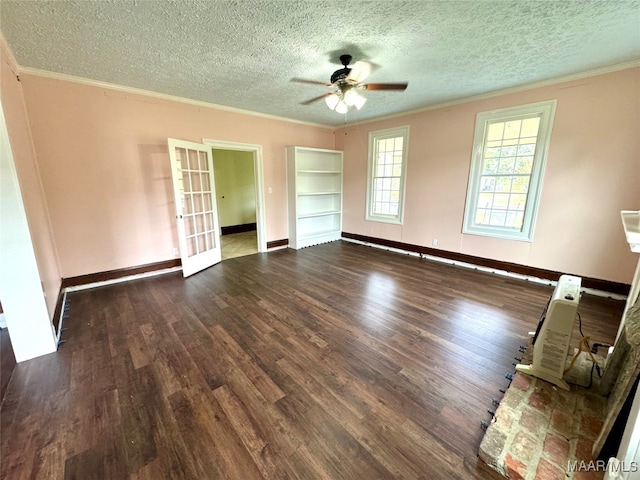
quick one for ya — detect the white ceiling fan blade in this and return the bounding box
[347,61,372,83]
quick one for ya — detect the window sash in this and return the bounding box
[463,100,556,241]
[366,126,409,224]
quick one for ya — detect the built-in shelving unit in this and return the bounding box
[286,146,343,249]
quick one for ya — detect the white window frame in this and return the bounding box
[463,100,557,241]
[366,125,410,224]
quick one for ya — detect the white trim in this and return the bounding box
[203,139,267,254]
[64,266,182,293]
[18,67,333,130]
[343,60,640,127]
[340,236,627,300]
[462,100,557,241]
[366,125,410,224]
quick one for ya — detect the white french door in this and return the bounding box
[168,138,221,277]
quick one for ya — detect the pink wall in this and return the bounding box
[20,75,334,278]
[336,68,640,284]
[0,40,61,317]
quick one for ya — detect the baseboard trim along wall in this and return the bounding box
[52,288,66,341]
[267,238,288,249]
[221,222,257,236]
[62,240,290,292]
[341,232,630,298]
[62,259,182,291]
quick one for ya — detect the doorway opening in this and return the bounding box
[203,140,266,260]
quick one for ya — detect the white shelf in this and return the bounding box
[297,191,341,196]
[622,210,640,253]
[287,146,343,250]
[298,210,341,219]
[300,229,341,239]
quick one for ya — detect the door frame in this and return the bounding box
[202,139,267,253]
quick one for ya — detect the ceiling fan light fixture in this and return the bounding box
[335,101,348,114]
[325,93,340,110]
[343,89,359,107]
[354,94,367,110]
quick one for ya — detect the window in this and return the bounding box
[366,126,409,224]
[463,100,556,241]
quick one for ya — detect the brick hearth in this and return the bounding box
[480,370,607,480]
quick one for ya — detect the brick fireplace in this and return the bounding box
[479,297,640,480]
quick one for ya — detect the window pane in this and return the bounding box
[489,211,506,226]
[501,145,517,157]
[512,176,530,193]
[463,100,555,240]
[368,127,409,222]
[198,151,208,171]
[497,158,515,174]
[493,193,509,209]
[478,193,494,208]
[185,216,195,236]
[186,236,197,257]
[487,122,505,141]
[201,172,210,191]
[503,120,522,139]
[482,158,499,174]
[480,176,496,192]
[505,212,519,228]
[495,177,512,192]
[182,194,192,214]
[188,150,199,170]
[515,157,533,174]
[521,117,540,137]
[509,194,527,211]
[517,143,536,156]
[190,172,202,192]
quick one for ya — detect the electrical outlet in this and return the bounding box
[268,187,273,194]
[432,239,438,246]
[172,247,179,255]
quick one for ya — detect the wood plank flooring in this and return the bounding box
[0,326,15,404]
[0,241,625,479]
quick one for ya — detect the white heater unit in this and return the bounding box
[516,274,581,390]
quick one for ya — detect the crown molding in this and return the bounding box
[17,66,334,130]
[342,59,640,128]
[13,56,640,131]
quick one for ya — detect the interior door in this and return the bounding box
[168,138,221,277]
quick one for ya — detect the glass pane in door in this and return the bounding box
[177,146,218,258]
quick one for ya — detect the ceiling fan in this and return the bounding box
[291,54,408,114]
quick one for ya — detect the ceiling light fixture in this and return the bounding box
[294,53,407,114]
[324,86,367,114]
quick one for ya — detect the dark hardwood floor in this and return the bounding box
[0,241,624,479]
[0,326,15,404]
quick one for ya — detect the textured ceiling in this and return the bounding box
[1,0,639,126]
